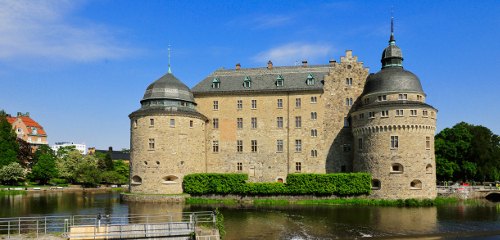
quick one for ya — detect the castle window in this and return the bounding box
[237,162,243,171]
[398,93,408,100]
[378,95,387,101]
[277,99,283,108]
[251,140,258,152]
[423,110,428,117]
[131,175,142,185]
[359,113,365,119]
[243,76,252,88]
[162,175,179,184]
[391,163,404,173]
[251,117,258,129]
[358,138,363,150]
[371,179,381,190]
[276,140,284,152]
[277,178,284,183]
[213,100,219,110]
[426,164,433,174]
[396,109,404,116]
[431,111,435,118]
[237,140,243,152]
[346,78,353,86]
[410,110,417,116]
[311,129,318,137]
[277,117,283,128]
[212,140,219,153]
[344,117,350,127]
[295,98,301,108]
[417,95,423,101]
[213,118,219,129]
[341,165,346,172]
[343,144,351,152]
[212,77,220,88]
[306,73,315,85]
[345,98,353,106]
[237,118,243,129]
[295,139,302,152]
[364,98,370,104]
[150,118,154,127]
[410,180,422,190]
[381,110,389,117]
[190,120,193,128]
[311,96,317,103]
[311,112,317,120]
[295,116,302,128]
[237,100,243,109]
[295,162,302,172]
[133,120,137,128]
[149,138,155,150]
[251,99,257,109]
[311,150,318,157]
[391,136,399,149]
[170,119,175,127]
[426,136,431,149]
[368,112,375,118]
[276,75,284,87]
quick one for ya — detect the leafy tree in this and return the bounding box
[0,162,25,185]
[113,160,129,180]
[101,171,127,185]
[30,145,58,185]
[17,139,33,167]
[0,113,19,167]
[435,122,500,182]
[56,148,82,183]
[74,154,101,187]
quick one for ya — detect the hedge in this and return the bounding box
[183,173,371,196]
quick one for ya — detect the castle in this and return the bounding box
[129,27,438,199]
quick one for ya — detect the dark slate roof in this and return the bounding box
[142,73,195,103]
[95,150,130,161]
[354,100,437,112]
[192,65,330,95]
[362,67,424,96]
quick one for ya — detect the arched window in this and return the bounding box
[372,179,381,190]
[306,73,315,85]
[391,163,404,173]
[410,180,422,189]
[243,76,252,88]
[277,178,284,183]
[426,164,433,174]
[162,175,179,184]
[131,175,142,185]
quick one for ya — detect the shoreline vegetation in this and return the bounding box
[0,185,126,195]
[185,196,462,207]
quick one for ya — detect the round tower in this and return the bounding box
[129,71,207,194]
[351,23,437,199]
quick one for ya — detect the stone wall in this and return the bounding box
[129,114,206,194]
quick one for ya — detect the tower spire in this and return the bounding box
[168,44,172,74]
[389,10,396,45]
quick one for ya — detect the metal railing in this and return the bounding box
[0,211,218,239]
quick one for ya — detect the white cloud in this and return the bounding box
[0,0,134,62]
[252,42,333,65]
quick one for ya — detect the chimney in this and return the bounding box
[345,50,353,58]
[302,60,308,67]
[267,60,273,69]
[25,112,29,117]
[235,63,241,70]
[108,146,113,152]
[17,112,22,117]
[329,59,336,66]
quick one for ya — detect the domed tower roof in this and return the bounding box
[362,18,424,96]
[141,73,195,104]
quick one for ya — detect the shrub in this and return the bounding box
[182,173,247,195]
[286,173,371,196]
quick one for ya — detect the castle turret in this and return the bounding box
[351,20,438,199]
[129,71,207,194]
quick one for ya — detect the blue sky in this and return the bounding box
[1,0,499,149]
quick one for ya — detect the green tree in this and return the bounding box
[435,122,500,182]
[74,154,101,187]
[113,160,129,180]
[101,171,127,185]
[56,148,82,183]
[30,145,58,185]
[0,162,25,185]
[0,113,19,167]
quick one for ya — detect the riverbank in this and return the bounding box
[0,185,126,195]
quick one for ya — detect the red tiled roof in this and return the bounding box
[7,116,47,136]
[6,117,16,124]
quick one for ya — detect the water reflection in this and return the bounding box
[1,192,500,239]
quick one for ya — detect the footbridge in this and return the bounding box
[437,185,500,200]
[0,211,220,239]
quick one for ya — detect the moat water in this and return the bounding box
[1,191,500,239]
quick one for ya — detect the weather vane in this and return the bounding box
[168,44,172,74]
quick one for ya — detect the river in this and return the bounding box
[1,191,500,239]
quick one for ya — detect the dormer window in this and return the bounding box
[212,77,220,88]
[276,75,284,87]
[32,127,37,135]
[243,76,252,88]
[306,74,315,85]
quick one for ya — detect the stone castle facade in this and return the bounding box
[129,31,437,199]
